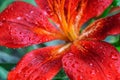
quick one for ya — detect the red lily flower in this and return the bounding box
[0,0,120,80]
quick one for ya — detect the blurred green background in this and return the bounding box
[0,0,120,80]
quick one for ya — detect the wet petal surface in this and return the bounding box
[8,45,63,80]
[62,40,120,80]
[80,13,120,40]
[76,0,113,30]
[0,1,65,48]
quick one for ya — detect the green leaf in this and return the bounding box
[0,63,16,71]
[44,40,65,46]
[112,0,120,6]
[23,0,36,6]
[53,69,68,80]
[0,67,8,80]
[0,51,19,63]
[116,46,120,51]
[0,0,14,12]
[100,5,113,17]
[105,35,120,44]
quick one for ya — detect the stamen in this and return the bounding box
[49,43,71,58]
[67,0,78,41]
[67,0,72,22]
[70,10,80,40]
[74,0,88,34]
[57,43,71,54]
[53,0,72,40]
[47,0,53,11]
[53,0,78,41]
[59,0,68,33]
[33,27,68,41]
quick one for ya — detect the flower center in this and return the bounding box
[51,0,78,42]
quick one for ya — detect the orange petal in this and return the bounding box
[80,13,120,40]
[62,40,120,80]
[8,45,63,80]
[0,1,66,48]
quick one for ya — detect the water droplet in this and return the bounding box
[30,10,34,14]
[43,11,48,15]
[106,74,112,79]
[10,7,14,11]
[90,69,96,75]
[90,63,93,66]
[25,14,29,17]
[117,67,120,73]
[76,15,80,20]
[101,59,104,63]
[0,22,3,26]
[17,17,22,20]
[2,18,6,20]
[109,63,113,68]
[100,46,103,49]
[80,69,84,72]
[111,53,118,60]
[84,46,88,49]
[68,52,74,56]
[118,17,120,20]
[80,76,83,79]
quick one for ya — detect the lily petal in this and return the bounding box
[8,45,63,80]
[0,1,66,48]
[35,0,52,15]
[76,0,112,29]
[80,13,120,40]
[35,0,59,23]
[62,40,120,80]
[64,0,81,17]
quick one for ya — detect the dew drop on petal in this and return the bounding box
[111,52,118,60]
[69,52,74,56]
[100,46,103,49]
[2,18,6,20]
[101,60,104,63]
[80,76,83,79]
[106,74,112,80]
[89,63,93,66]
[80,69,84,73]
[0,22,3,26]
[16,16,22,20]
[42,11,48,16]
[118,17,120,20]
[10,7,14,11]
[30,10,34,14]
[90,69,96,75]
[109,63,113,68]
[117,67,120,74]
